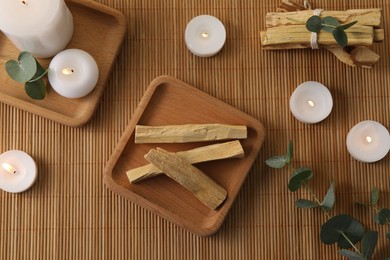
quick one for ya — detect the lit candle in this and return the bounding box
[0,150,37,193]
[289,81,333,124]
[0,0,74,58]
[185,15,226,57]
[346,120,390,163]
[48,49,99,99]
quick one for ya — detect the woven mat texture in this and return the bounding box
[1,0,390,259]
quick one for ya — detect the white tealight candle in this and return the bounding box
[0,0,74,58]
[289,81,333,124]
[185,15,226,57]
[0,150,37,193]
[48,49,99,99]
[346,120,390,163]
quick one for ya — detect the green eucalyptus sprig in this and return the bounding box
[266,141,378,260]
[306,16,358,48]
[5,51,48,100]
[357,187,390,240]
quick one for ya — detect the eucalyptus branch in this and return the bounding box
[5,51,47,100]
[266,141,379,259]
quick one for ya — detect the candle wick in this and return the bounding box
[22,0,27,5]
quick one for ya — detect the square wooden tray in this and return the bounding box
[104,76,266,236]
[0,0,127,127]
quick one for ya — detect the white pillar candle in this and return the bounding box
[0,150,37,193]
[185,15,226,57]
[48,49,99,99]
[289,81,333,124]
[346,120,390,163]
[0,0,74,58]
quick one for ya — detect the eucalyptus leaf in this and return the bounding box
[25,78,46,100]
[322,16,340,32]
[374,208,390,225]
[286,141,293,164]
[295,199,319,209]
[338,21,358,31]
[306,15,322,33]
[321,181,335,212]
[288,167,313,192]
[332,29,348,48]
[337,220,364,249]
[320,214,353,245]
[338,249,364,260]
[5,51,37,83]
[370,187,379,206]
[28,60,48,83]
[265,155,287,169]
[361,231,378,259]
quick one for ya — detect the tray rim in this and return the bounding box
[104,75,266,236]
[0,0,127,127]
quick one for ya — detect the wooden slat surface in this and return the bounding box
[1,0,389,259]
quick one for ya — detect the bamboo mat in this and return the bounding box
[1,0,390,259]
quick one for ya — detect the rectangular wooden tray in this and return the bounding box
[104,76,266,236]
[0,0,127,127]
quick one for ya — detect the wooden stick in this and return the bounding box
[135,124,247,143]
[127,140,245,183]
[261,24,374,47]
[145,148,227,210]
[266,9,382,28]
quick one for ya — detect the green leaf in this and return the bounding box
[295,199,319,209]
[25,78,46,100]
[361,231,378,259]
[370,187,379,206]
[338,249,363,260]
[321,181,335,212]
[288,167,313,192]
[374,208,390,225]
[5,52,37,83]
[333,29,348,48]
[320,214,353,244]
[387,232,390,240]
[338,21,358,31]
[322,16,340,32]
[28,60,48,83]
[306,15,322,33]
[286,141,293,164]
[337,219,365,249]
[320,214,364,248]
[265,155,287,169]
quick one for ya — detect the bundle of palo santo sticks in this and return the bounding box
[260,1,384,68]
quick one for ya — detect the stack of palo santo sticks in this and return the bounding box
[260,1,384,68]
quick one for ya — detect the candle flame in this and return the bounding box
[307,100,315,107]
[2,163,16,174]
[201,32,209,38]
[366,136,373,143]
[62,68,74,75]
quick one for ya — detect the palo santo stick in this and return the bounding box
[145,148,227,210]
[266,9,382,28]
[260,28,384,50]
[135,124,247,143]
[262,24,374,47]
[127,140,245,183]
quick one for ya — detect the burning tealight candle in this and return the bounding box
[0,0,74,58]
[0,150,37,193]
[289,81,333,124]
[185,15,226,57]
[48,49,99,99]
[346,120,390,163]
